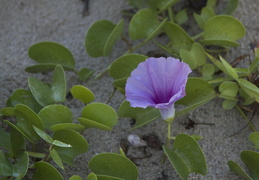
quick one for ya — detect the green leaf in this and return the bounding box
[238,78,259,103]
[218,81,239,99]
[50,148,64,170]
[26,151,45,158]
[87,173,98,180]
[50,123,85,133]
[175,9,188,25]
[194,7,215,29]
[28,65,66,106]
[200,15,245,47]
[202,63,215,80]
[219,56,238,80]
[222,99,237,110]
[38,104,73,130]
[70,85,95,104]
[129,8,160,40]
[53,129,88,166]
[32,161,63,180]
[0,107,15,116]
[78,103,118,131]
[8,104,44,143]
[10,127,25,158]
[164,22,193,54]
[109,54,147,79]
[118,100,160,129]
[89,153,138,180]
[0,151,12,176]
[157,0,180,13]
[52,140,72,148]
[228,160,252,180]
[163,134,207,180]
[70,175,83,180]
[28,41,75,70]
[13,152,29,179]
[249,132,259,149]
[25,63,74,73]
[78,68,94,81]
[85,19,124,57]
[33,126,53,144]
[180,42,206,70]
[221,0,239,15]
[0,128,10,152]
[7,89,42,113]
[241,151,259,179]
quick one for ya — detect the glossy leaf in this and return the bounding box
[164,22,193,54]
[53,129,88,166]
[70,175,83,180]
[194,7,215,29]
[118,100,160,129]
[110,54,147,79]
[78,103,118,130]
[85,19,124,57]
[221,0,239,15]
[89,153,138,180]
[241,151,259,179]
[32,161,63,180]
[200,15,245,47]
[50,123,85,133]
[28,41,75,70]
[33,126,53,144]
[180,42,206,70]
[38,104,73,129]
[163,134,207,180]
[13,152,29,179]
[50,148,64,170]
[228,160,252,180]
[129,8,160,40]
[70,85,95,104]
[0,151,12,176]
[249,132,259,149]
[7,89,42,113]
[29,65,66,106]
[238,78,259,103]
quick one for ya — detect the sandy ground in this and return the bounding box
[1,0,259,179]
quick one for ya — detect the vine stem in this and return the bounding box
[235,105,256,132]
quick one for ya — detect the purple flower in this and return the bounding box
[125,57,191,121]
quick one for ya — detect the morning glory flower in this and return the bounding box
[125,57,191,122]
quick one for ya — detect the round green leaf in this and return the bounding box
[218,81,239,99]
[109,54,147,79]
[202,63,215,80]
[112,78,127,94]
[38,105,72,130]
[222,99,237,110]
[7,89,42,113]
[25,63,74,73]
[28,41,75,69]
[200,15,245,47]
[79,103,118,130]
[85,20,124,57]
[10,127,26,158]
[78,68,94,81]
[13,152,29,179]
[129,8,160,40]
[70,175,83,180]
[70,85,95,104]
[194,7,215,29]
[89,153,138,180]
[164,22,193,54]
[241,151,259,179]
[78,117,112,131]
[32,161,63,180]
[180,42,206,70]
[53,129,88,166]
[50,123,85,133]
[163,134,207,180]
[249,132,259,149]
